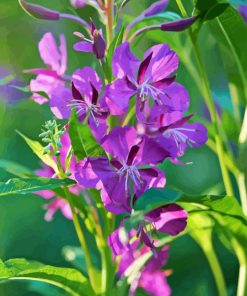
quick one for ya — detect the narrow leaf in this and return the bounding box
[0,177,76,197]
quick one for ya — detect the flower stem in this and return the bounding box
[202,238,227,296]
[176,0,234,197]
[64,188,97,295]
[105,0,114,47]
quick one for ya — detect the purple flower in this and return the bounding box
[26,32,67,104]
[137,90,207,159]
[105,42,185,121]
[160,16,197,32]
[75,126,168,214]
[50,67,108,138]
[119,243,171,296]
[74,21,106,59]
[35,132,80,221]
[70,0,86,8]
[144,204,188,235]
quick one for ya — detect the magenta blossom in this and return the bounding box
[74,21,106,59]
[26,32,68,104]
[35,132,80,221]
[75,126,168,214]
[50,67,108,139]
[105,42,187,121]
[108,203,187,254]
[119,243,171,296]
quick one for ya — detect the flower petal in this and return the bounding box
[145,204,188,236]
[112,42,140,80]
[143,44,179,82]
[104,79,136,115]
[73,41,93,53]
[38,32,61,73]
[49,86,71,119]
[101,126,139,161]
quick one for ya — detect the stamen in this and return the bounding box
[117,160,142,191]
[163,127,196,155]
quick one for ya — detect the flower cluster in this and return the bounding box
[24,1,207,294]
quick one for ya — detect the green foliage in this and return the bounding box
[0,159,34,178]
[207,5,247,104]
[0,177,75,197]
[68,112,105,161]
[17,130,59,174]
[194,0,230,21]
[0,258,92,296]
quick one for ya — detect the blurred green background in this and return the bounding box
[0,0,239,295]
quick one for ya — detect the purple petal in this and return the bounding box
[104,79,136,115]
[38,32,61,73]
[101,126,139,162]
[45,198,72,221]
[58,34,67,75]
[73,41,93,53]
[30,74,65,104]
[135,136,169,166]
[75,157,113,190]
[144,0,169,17]
[161,16,197,32]
[49,86,71,119]
[143,44,179,82]
[72,67,102,100]
[145,204,188,236]
[137,52,153,84]
[239,5,247,23]
[107,225,131,256]
[139,270,171,296]
[145,245,169,271]
[135,168,166,198]
[112,42,140,80]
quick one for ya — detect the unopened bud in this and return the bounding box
[18,0,60,20]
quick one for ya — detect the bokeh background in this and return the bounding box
[0,0,244,295]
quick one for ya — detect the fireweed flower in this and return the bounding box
[50,67,108,138]
[75,126,168,214]
[26,32,68,104]
[108,204,187,254]
[119,243,171,296]
[137,90,208,159]
[74,21,106,59]
[35,132,80,221]
[105,42,187,121]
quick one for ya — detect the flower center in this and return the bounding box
[67,100,101,126]
[117,160,142,190]
[163,127,196,155]
[138,79,164,104]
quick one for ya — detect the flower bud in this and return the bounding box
[160,16,197,32]
[18,0,60,20]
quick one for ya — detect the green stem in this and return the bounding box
[176,0,234,197]
[231,238,247,296]
[64,189,97,295]
[202,239,227,296]
[105,0,114,47]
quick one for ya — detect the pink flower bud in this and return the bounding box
[18,0,60,20]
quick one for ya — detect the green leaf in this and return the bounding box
[207,5,247,103]
[0,258,93,296]
[134,187,182,212]
[0,159,34,177]
[0,177,76,197]
[16,130,59,174]
[68,112,105,161]
[0,73,16,86]
[178,195,247,253]
[62,246,101,277]
[194,0,229,21]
